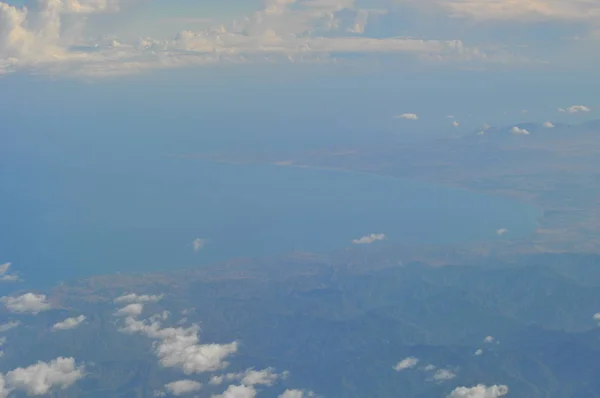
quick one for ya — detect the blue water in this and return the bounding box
[0,145,540,289]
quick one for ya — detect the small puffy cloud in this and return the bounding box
[211,368,286,387]
[114,293,163,304]
[476,130,486,136]
[114,303,144,317]
[452,120,460,127]
[559,105,591,113]
[352,233,386,245]
[448,384,509,398]
[475,349,483,356]
[394,113,419,120]
[394,357,419,371]
[510,126,530,135]
[279,390,314,398]
[0,321,20,332]
[213,384,257,398]
[496,228,508,236]
[52,315,86,331]
[484,336,495,343]
[119,316,238,374]
[164,380,202,396]
[4,357,85,396]
[1,293,51,314]
[593,313,600,321]
[0,262,18,282]
[193,238,207,252]
[433,369,456,381]
[543,122,555,128]
[421,364,436,371]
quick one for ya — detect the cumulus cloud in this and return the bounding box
[475,349,483,356]
[394,357,419,371]
[1,293,52,314]
[448,384,509,398]
[119,315,238,374]
[52,315,86,331]
[510,126,530,135]
[543,121,555,128]
[0,262,18,282]
[213,384,257,398]
[0,0,493,77]
[394,113,419,120]
[352,233,386,244]
[484,335,495,343]
[593,313,600,322]
[164,380,202,396]
[193,238,207,252]
[210,368,287,387]
[433,369,456,381]
[496,228,508,236]
[0,321,20,333]
[114,293,163,304]
[2,357,84,396]
[558,105,591,113]
[452,120,460,127]
[114,303,144,317]
[279,390,314,398]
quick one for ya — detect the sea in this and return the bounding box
[0,141,541,289]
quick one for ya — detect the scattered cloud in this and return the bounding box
[496,228,508,236]
[475,349,483,356]
[114,303,144,317]
[394,357,419,371]
[279,390,314,398]
[193,238,207,252]
[421,364,436,371]
[114,293,163,304]
[433,369,456,381]
[164,380,202,396]
[2,357,84,396]
[213,384,257,398]
[448,384,509,398]
[0,262,18,282]
[119,315,238,374]
[210,368,287,387]
[0,321,20,333]
[1,293,52,314]
[52,315,86,331]
[484,336,495,343]
[558,105,591,113]
[352,233,386,245]
[593,313,600,322]
[543,121,555,128]
[452,120,460,127]
[394,113,419,120]
[510,126,530,135]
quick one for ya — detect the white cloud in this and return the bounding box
[52,315,86,331]
[213,384,257,398]
[3,357,84,396]
[475,349,483,356]
[119,315,238,374]
[452,120,460,127]
[543,121,555,128]
[352,233,386,244]
[593,313,600,321]
[496,228,508,236]
[211,368,287,387]
[0,262,18,282]
[393,357,419,371]
[394,113,419,120]
[0,321,20,333]
[421,364,436,371]
[114,303,144,317]
[0,0,494,77]
[484,336,495,343]
[442,0,600,22]
[279,390,314,398]
[1,293,52,314]
[559,105,591,113]
[433,369,456,381]
[114,293,163,304]
[193,238,207,252]
[510,126,530,135]
[448,384,509,398]
[164,380,202,396]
